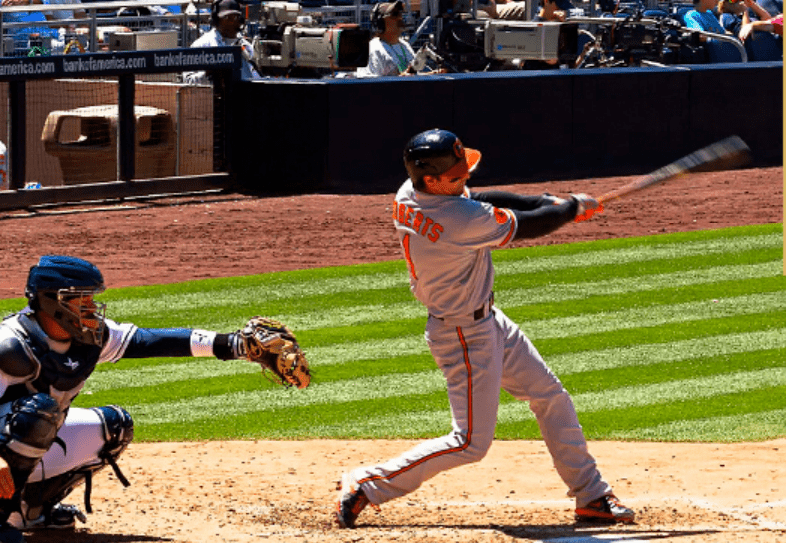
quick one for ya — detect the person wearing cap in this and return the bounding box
[356,1,418,77]
[183,0,262,84]
[335,128,635,530]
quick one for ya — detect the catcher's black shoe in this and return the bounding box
[575,494,635,524]
[335,473,377,529]
[22,504,87,530]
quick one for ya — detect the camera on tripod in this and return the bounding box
[426,0,579,72]
[245,1,370,76]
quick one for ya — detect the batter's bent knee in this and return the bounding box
[452,430,493,464]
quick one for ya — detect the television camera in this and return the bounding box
[244,1,370,77]
[411,0,580,72]
[420,16,580,72]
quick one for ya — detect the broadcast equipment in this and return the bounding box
[424,5,741,72]
[432,17,579,72]
[245,2,370,77]
[484,20,578,63]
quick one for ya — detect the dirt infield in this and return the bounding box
[3,166,784,543]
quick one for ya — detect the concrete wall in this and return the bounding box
[232,62,783,194]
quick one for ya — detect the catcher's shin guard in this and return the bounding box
[16,405,133,526]
[0,394,65,523]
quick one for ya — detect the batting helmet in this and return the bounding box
[403,129,481,187]
[25,255,107,346]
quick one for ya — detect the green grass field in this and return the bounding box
[3,224,782,443]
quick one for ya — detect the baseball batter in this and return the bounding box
[335,129,635,528]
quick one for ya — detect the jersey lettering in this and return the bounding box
[412,210,424,232]
[427,222,443,242]
[394,201,443,243]
[402,233,417,280]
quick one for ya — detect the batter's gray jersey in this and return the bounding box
[393,180,517,319]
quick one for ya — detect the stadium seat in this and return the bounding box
[744,32,783,61]
[674,6,693,25]
[705,38,745,62]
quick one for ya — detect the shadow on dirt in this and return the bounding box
[379,522,722,541]
[26,531,172,543]
[500,524,722,540]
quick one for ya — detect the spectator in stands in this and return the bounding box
[753,0,782,17]
[739,0,783,38]
[533,0,568,21]
[684,0,728,33]
[717,0,747,33]
[356,1,418,77]
[479,0,573,19]
[2,0,87,55]
[183,0,263,84]
[1,0,85,21]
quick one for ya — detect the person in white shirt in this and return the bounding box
[357,1,417,77]
[183,0,262,84]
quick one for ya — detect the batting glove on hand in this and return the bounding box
[571,193,603,222]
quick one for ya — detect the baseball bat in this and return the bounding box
[597,136,752,204]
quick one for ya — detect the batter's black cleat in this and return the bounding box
[23,504,87,530]
[335,473,377,529]
[0,523,24,543]
[575,494,635,524]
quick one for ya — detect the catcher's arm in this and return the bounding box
[121,320,311,389]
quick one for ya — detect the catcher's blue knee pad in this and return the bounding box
[20,405,134,518]
[1,394,64,466]
[91,405,134,458]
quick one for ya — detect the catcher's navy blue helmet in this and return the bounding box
[403,129,481,185]
[26,255,107,346]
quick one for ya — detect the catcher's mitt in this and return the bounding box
[239,317,311,389]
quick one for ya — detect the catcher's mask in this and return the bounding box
[403,129,481,188]
[25,255,107,346]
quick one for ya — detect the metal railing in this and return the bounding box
[0,0,197,56]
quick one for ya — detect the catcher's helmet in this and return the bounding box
[403,129,481,186]
[26,255,107,346]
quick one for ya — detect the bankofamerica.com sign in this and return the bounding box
[0,47,241,81]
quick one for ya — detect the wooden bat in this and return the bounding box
[597,136,752,204]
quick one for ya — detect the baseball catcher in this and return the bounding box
[0,255,309,543]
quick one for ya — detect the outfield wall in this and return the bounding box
[232,62,783,194]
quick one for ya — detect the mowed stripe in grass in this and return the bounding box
[62,224,783,442]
